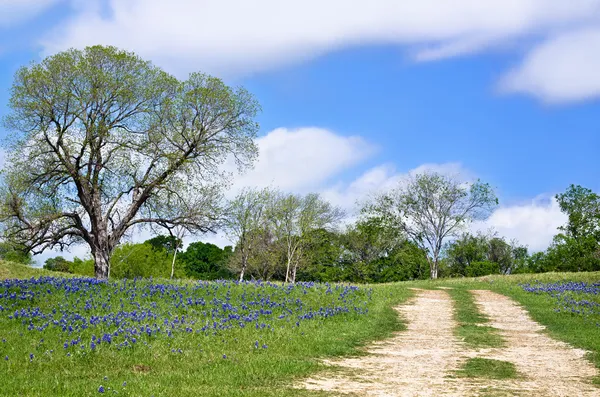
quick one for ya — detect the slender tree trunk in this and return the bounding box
[291,262,298,283]
[427,256,439,279]
[170,248,178,279]
[239,251,248,282]
[430,263,438,279]
[285,250,292,283]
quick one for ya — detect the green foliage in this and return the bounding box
[145,235,182,255]
[42,256,94,276]
[362,172,497,279]
[297,220,429,283]
[464,261,500,277]
[110,243,182,279]
[456,358,519,379]
[178,241,233,280]
[556,185,600,241]
[0,45,260,279]
[0,242,32,265]
[44,256,73,273]
[70,257,95,277]
[444,233,527,277]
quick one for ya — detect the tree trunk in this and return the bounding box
[285,256,292,283]
[430,259,438,279]
[170,248,178,279]
[94,250,111,280]
[239,252,248,282]
[291,262,298,283]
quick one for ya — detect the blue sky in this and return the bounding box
[1,0,600,258]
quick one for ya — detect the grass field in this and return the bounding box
[0,262,412,396]
[0,261,598,395]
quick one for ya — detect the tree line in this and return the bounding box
[15,181,597,282]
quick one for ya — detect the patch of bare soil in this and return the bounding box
[300,289,600,397]
[471,290,599,396]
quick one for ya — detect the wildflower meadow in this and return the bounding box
[0,275,408,396]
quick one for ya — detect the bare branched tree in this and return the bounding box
[362,172,497,279]
[268,192,345,283]
[222,187,273,281]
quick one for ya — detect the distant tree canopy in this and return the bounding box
[443,232,527,277]
[39,182,600,281]
[0,45,260,280]
[178,241,233,280]
[44,256,93,276]
[145,235,182,255]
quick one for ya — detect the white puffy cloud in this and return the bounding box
[474,196,566,253]
[499,28,600,102]
[231,127,377,193]
[320,162,469,213]
[37,0,600,102]
[0,0,62,27]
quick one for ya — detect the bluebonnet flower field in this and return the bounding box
[0,274,410,396]
[521,281,600,327]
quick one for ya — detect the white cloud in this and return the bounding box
[231,127,377,193]
[499,28,600,102]
[474,196,566,253]
[321,162,470,213]
[37,0,600,102]
[0,0,62,27]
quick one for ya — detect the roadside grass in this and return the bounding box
[445,288,504,348]
[0,273,413,397]
[0,260,72,280]
[456,357,519,380]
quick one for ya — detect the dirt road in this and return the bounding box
[301,289,599,396]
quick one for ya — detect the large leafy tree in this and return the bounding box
[556,185,600,241]
[0,46,260,279]
[363,172,497,279]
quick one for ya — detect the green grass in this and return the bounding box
[445,288,504,348]
[486,272,600,385]
[0,276,413,397]
[1,262,599,394]
[456,358,519,380]
[0,260,71,280]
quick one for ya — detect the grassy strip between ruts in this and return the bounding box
[445,287,504,348]
[455,357,520,380]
